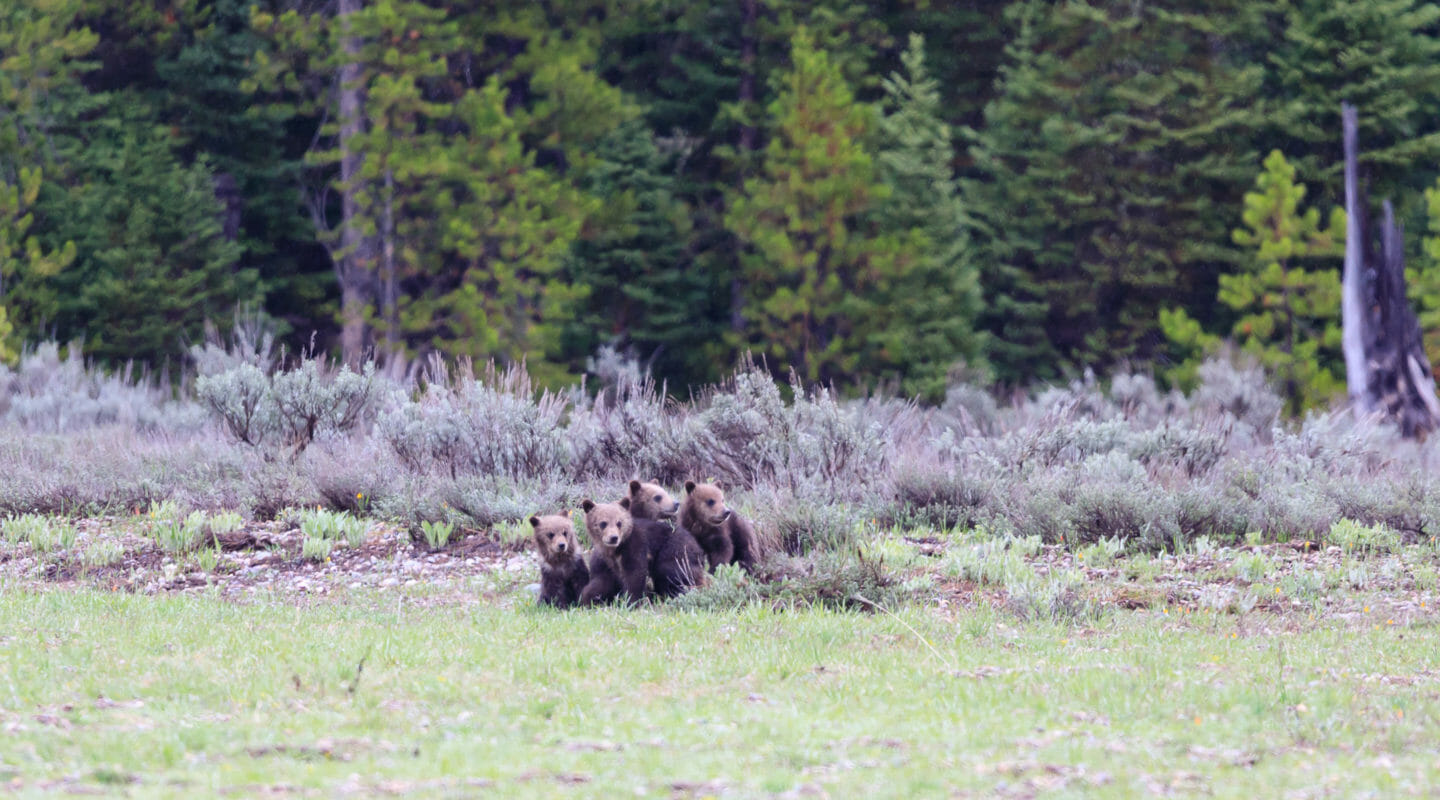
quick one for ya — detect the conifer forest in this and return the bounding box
[5,0,1440,407]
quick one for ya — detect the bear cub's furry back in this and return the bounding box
[681,481,757,574]
[531,514,589,609]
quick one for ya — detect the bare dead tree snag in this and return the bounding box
[1341,103,1369,413]
[1340,103,1440,437]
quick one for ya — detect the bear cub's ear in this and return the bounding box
[618,497,631,510]
[629,479,642,494]
[529,515,541,528]
[685,480,697,494]
[581,499,596,513]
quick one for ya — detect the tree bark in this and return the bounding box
[731,0,759,336]
[381,167,398,364]
[1340,102,1369,414]
[337,0,374,365]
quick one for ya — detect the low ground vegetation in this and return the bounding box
[4,340,1440,559]
[3,345,1440,794]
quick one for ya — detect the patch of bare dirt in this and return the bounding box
[0,517,533,606]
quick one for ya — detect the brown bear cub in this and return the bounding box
[579,498,706,606]
[626,479,682,521]
[531,514,589,609]
[681,481,757,574]
[620,485,706,598]
[578,500,652,606]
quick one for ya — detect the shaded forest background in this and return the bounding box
[5,0,1440,409]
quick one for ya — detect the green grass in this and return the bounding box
[1,590,1438,797]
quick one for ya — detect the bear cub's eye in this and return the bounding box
[547,532,555,539]
[706,499,715,506]
[653,495,662,502]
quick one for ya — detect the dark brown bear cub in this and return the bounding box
[619,491,705,598]
[578,500,651,606]
[681,481,757,574]
[531,514,589,609]
[626,479,681,521]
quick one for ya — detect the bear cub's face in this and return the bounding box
[530,514,579,565]
[628,479,680,520]
[685,481,734,527]
[581,500,633,549]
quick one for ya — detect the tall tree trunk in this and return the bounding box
[737,0,758,156]
[1340,102,1369,414]
[337,0,373,365]
[731,0,759,336]
[381,167,398,365]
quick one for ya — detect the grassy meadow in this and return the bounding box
[2,559,1439,798]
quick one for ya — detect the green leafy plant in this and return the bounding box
[301,535,332,563]
[206,511,244,537]
[3,514,47,546]
[80,540,125,569]
[1079,535,1127,566]
[420,519,455,550]
[28,518,76,554]
[152,518,197,555]
[195,546,221,573]
[1328,520,1400,556]
[1232,551,1271,584]
[298,508,368,547]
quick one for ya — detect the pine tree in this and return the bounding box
[251,1,624,378]
[40,101,252,365]
[966,0,1267,382]
[154,0,329,346]
[394,79,596,386]
[871,0,1010,130]
[0,0,94,360]
[1162,151,1345,413]
[0,167,76,363]
[1409,178,1440,366]
[725,28,916,386]
[872,33,985,401]
[1262,0,1440,209]
[562,118,727,389]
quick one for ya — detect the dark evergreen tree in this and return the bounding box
[40,101,253,365]
[1262,0,1440,210]
[155,0,331,346]
[726,29,917,386]
[563,119,728,389]
[966,0,1266,382]
[872,34,985,401]
[1162,150,1345,412]
[0,0,93,361]
[870,0,1010,130]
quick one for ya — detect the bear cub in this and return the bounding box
[680,481,757,574]
[626,478,681,521]
[622,480,706,597]
[578,500,653,606]
[531,514,590,609]
[579,497,705,606]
